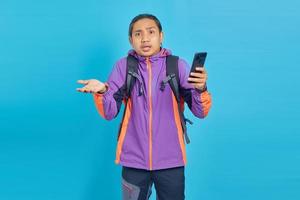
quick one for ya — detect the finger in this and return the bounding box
[83,87,92,93]
[195,67,205,72]
[78,86,92,92]
[77,80,89,85]
[189,75,206,81]
[195,68,207,75]
[76,88,85,92]
[77,88,89,92]
[188,77,206,83]
[190,72,206,78]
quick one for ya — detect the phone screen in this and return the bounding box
[191,52,207,73]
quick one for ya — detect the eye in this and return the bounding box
[149,30,155,34]
[134,32,141,37]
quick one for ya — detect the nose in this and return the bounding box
[141,33,150,43]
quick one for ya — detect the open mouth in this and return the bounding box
[141,45,152,52]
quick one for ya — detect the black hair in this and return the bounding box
[128,13,162,37]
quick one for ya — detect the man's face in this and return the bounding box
[129,18,163,57]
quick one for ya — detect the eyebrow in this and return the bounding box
[133,26,156,33]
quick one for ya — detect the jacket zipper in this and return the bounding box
[146,58,153,170]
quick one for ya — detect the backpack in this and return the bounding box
[118,55,192,144]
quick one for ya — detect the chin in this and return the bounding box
[138,51,154,57]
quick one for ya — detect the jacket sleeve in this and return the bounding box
[178,58,212,118]
[92,58,127,120]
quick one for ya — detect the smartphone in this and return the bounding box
[190,52,207,75]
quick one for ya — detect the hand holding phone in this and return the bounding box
[188,52,207,83]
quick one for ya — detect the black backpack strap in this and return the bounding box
[126,55,139,99]
[117,55,139,141]
[165,55,191,144]
[166,56,180,102]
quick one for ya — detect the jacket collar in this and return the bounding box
[128,47,172,63]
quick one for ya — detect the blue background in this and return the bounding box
[1,0,299,199]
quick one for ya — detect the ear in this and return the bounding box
[129,36,133,46]
[160,32,164,45]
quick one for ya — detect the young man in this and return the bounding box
[77,14,212,200]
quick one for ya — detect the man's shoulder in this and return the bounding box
[174,56,190,77]
[114,56,127,66]
[112,56,128,73]
[166,55,189,66]
[168,56,189,71]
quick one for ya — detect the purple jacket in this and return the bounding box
[93,48,212,170]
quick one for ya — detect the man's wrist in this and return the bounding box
[97,88,107,94]
[97,84,108,94]
[195,84,207,93]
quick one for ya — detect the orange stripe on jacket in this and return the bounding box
[200,91,212,117]
[93,93,106,118]
[171,93,187,165]
[180,97,185,112]
[115,98,132,164]
[146,58,153,170]
[93,83,109,119]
